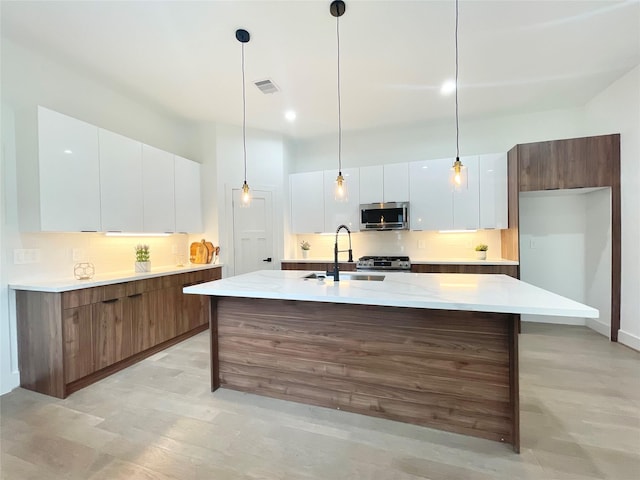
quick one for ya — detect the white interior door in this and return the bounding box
[232,189,274,275]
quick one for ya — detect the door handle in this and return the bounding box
[262,257,272,262]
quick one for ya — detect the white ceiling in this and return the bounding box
[2,0,639,139]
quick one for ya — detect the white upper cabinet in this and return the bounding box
[324,168,360,232]
[383,162,409,202]
[290,171,324,233]
[142,144,175,233]
[452,155,480,230]
[174,155,203,233]
[358,163,409,204]
[359,166,383,204]
[18,106,102,232]
[479,153,508,229]
[99,129,143,232]
[409,158,454,231]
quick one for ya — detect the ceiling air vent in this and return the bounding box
[254,78,279,94]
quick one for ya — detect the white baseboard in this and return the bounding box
[618,329,640,352]
[586,318,610,338]
[0,371,20,396]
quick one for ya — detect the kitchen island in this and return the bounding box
[184,270,598,452]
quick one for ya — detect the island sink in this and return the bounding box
[303,272,385,281]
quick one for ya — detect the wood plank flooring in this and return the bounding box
[1,323,638,479]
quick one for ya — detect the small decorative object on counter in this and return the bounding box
[475,244,488,260]
[190,239,217,264]
[135,244,151,272]
[73,262,95,280]
[300,240,311,259]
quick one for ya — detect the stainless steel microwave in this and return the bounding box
[359,202,409,231]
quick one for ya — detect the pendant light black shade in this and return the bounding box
[236,29,252,206]
[331,0,348,202]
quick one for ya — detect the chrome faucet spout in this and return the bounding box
[328,224,352,281]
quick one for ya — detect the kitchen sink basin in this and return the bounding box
[303,273,385,282]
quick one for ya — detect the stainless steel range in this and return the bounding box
[356,256,411,272]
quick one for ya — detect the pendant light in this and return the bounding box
[236,28,251,207]
[331,0,348,202]
[450,0,468,190]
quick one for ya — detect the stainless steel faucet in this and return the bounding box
[327,224,353,281]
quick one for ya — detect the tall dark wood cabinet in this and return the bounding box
[509,134,621,341]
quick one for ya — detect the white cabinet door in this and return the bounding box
[383,162,409,202]
[142,144,175,233]
[324,168,360,232]
[37,106,101,231]
[409,158,454,231]
[174,155,203,233]
[479,153,508,229]
[453,155,480,230]
[290,171,324,233]
[359,165,383,204]
[99,129,143,232]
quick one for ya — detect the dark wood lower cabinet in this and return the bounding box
[62,305,93,384]
[411,263,519,278]
[16,267,221,399]
[93,298,131,371]
[281,261,356,272]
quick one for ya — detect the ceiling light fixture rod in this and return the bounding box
[331,0,347,202]
[455,0,459,159]
[236,28,251,206]
[450,0,467,190]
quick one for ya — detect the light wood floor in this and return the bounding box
[1,323,638,480]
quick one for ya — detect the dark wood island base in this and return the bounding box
[210,297,520,452]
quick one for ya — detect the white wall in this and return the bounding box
[585,188,612,337]
[290,230,502,262]
[583,66,640,350]
[292,107,586,172]
[212,123,286,277]
[519,192,588,326]
[0,39,205,395]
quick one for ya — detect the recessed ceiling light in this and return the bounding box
[440,80,456,95]
[285,110,296,122]
[63,149,73,154]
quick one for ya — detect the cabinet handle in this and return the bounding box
[102,298,119,304]
[80,230,97,233]
[127,293,142,298]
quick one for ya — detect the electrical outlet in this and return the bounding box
[14,249,41,264]
[171,244,178,254]
[417,240,426,249]
[13,249,26,264]
[530,238,538,249]
[72,248,86,262]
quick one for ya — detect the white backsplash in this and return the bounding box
[293,230,503,261]
[7,232,191,282]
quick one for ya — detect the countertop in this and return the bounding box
[9,263,223,293]
[184,269,597,318]
[281,258,519,265]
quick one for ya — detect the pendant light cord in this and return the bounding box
[242,42,247,183]
[336,14,342,173]
[455,0,460,159]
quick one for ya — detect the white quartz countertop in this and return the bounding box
[281,258,518,266]
[184,270,597,318]
[9,263,223,293]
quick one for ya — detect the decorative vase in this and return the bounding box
[74,262,95,280]
[476,251,487,260]
[301,249,309,259]
[135,261,151,273]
